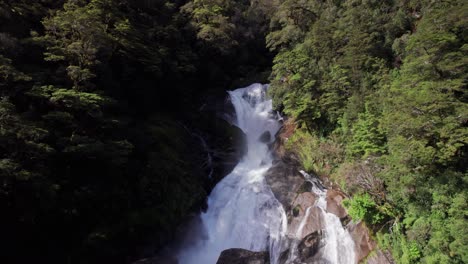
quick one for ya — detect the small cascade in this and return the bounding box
[286,171,356,264]
[296,207,313,238]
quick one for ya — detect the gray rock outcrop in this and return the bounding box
[216,248,270,264]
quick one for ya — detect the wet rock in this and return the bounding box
[271,118,297,160]
[294,207,324,240]
[209,120,247,183]
[259,131,271,143]
[264,157,304,212]
[195,93,248,185]
[265,116,305,212]
[293,192,317,210]
[277,250,290,264]
[281,231,325,264]
[297,181,313,193]
[216,248,269,264]
[297,231,324,262]
[326,189,348,219]
[348,221,376,263]
[288,192,325,239]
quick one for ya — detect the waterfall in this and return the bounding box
[177,83,356,264]
[177,83,287,264]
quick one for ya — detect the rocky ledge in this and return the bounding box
[216,249,269,264]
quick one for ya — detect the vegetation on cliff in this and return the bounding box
[269,1,467,263]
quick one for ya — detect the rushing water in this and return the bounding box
[177,83,287,264]
[177,83,356,264]
[286,171,356,264]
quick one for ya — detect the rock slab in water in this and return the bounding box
[209,119,247,183]
[326,189,348,219]
[216,248,270,264]
[348,221,377,263]
[195,93,248,185]
[288,192,326,240]
[259,131,271,143]
[297,231,324,262]
[265,158,304,212]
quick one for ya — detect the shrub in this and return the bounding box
[343,193,385,225]
[285,128,344,176]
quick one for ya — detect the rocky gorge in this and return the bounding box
[212,117,396,264]
[135,85,396,264]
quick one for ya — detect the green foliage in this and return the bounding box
[268,0,399,134]
[269,1,467,263]
[343,193,386,225]
[285,128,344,176]
[269,44,321,129]
[38,0,112,89]
[182,0,238,51]
[0,55,31,93]
[28,85,114,114]
[348,106,386,158]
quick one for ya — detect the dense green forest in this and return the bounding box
[0,0,271,263]
[268,0,467,263]
[0,0,466,264]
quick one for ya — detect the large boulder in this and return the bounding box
[216,248,269,264]
[208,119,247,182]
[297,231,325,263]
[291,207,324,240]
[287,192,325,240]
[264,157,305,212]
[279,231,325,264]
[194,94,247,186]
[348,221,377,263]
[259,131,272,143]
[326,189,348,219]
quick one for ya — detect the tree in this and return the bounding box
[348,105,386,158]
[38,0,113,90]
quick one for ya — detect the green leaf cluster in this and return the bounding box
[343,193,386,225]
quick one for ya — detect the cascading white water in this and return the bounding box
[286,171,356,264]
[177,83,357,264]
[177,83,287,264]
